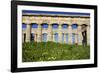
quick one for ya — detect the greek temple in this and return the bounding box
[22,10,90,45]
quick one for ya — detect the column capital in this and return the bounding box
[48,23,51,26]
[59,24,62,27]
[38,24,42,28]
[68,25,72,28]
[78,25,81,26]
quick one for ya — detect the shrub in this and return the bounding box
[22,42,90,62]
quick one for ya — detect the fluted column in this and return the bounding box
[75,33,78,44]
[68,25,72,44]
[87,25,90,45]
[64,33,66,43]
[22,33,24,43]
[58,24,62,43]
[78,25,82,45]
[37,24,42,42]
[48,24,52,41]
[53,33,54,42]
[26,24,31,42]
[34,33,37,42]
[75,34,77,44]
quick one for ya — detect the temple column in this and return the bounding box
[58,24,62,43]
[78,25,82,45]
[22,33,24,43]
[87,25,90,45]
[26,24,31,42]
[68,25,72,44]
[34,33,37,42]
[75,34,77,44]
[64,33,66,43]
[37,24,42,42]
[53,34,54,42]
[75,31,78,44]
[48,24,52,41]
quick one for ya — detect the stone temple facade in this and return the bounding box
[22,10,90,45]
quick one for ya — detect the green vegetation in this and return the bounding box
[22,42,90,62]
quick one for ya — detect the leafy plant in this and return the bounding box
[22,42,90,62]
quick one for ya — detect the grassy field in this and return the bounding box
[22,42,90,62]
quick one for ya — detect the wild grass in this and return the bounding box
[22,42,90,62]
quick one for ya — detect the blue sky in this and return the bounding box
[22,10,90,16]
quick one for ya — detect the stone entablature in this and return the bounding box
[22,16,90,25]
